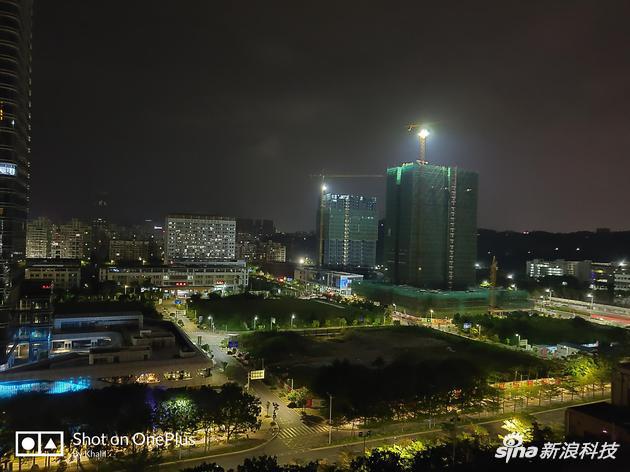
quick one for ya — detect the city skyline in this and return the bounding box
[28,0,630,233]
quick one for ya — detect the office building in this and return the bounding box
[165,214,236,263]
[0,0,33,304]
[526,259,592,283]
[384,162,478,290]
[317,193,377,268]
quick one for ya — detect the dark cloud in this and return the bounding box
[30,0,630,231]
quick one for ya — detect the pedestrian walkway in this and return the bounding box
[278,423,330,440]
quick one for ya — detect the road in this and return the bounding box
[157,300,332,443]
[158,399,596,471]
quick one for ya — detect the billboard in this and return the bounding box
[0,162,16,176]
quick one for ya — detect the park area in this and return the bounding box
[239,326,558,423]
[188,294,386,331]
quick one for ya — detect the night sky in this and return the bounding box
[31,1,630,232]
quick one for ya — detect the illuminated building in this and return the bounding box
[0,0,33,303]
[108,238,149,263]
[526,259,592,282]
[99,261,248,293]
[165,214,236,263]
[24,259,81,290]
[384,162,478,290]
[317,193,377,268]
[26,217,52,258]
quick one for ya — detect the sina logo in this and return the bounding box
[494,433,538,463]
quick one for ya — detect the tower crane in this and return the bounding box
[309,173,384,267]
[407,124,430,164]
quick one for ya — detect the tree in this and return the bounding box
[287,387,310,410]
[191,387,220,451]
[155,397,199,439]
[216,383,261,441]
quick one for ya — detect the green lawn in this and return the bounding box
[189,294,385,331]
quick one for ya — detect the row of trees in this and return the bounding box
[305,353,611,426]
[178,422,559,472]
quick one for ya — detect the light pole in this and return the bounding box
[328,394,333,445]
[124,284,128,296]
[253,315,258,330]
[515,333,521,347]
[587,293,594,311]
[291,313,296,328]
[429,309,434,325]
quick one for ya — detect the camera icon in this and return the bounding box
[15,431,64,457]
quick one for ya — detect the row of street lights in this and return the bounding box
[252,313,297,330]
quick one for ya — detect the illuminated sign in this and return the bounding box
[0,162,16,176]
[249,370,265,380]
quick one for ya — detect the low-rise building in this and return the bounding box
[294,267,363,295]
[99,261,248,293]
[24,259,82,290]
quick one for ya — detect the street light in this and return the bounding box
[291,313,296,328]
[587,293,594,311]
[429,309,434,324]
[253,315,258,330]
[328,393,333,445]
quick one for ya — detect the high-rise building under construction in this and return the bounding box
[317,193,377,269]
[384,161,478,290]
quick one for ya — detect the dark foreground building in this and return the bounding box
[384,162,478,290]
[0,0,32,304]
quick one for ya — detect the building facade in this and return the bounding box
[109,238,150,263]
[165,214,236,263]
[384,162,478,290]
[26,217,52,258]
[526,259,592,283]
[26,218,91,260]
[317,193,377,268]
[294,267,363,295]
[0,0,33,303]
[99,261,248,293]
[24,259,81,290]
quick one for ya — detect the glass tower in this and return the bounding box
[317,193,377,268]
[384,162,478,290]
[0,0,32,304]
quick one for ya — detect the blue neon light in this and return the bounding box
[0,377,92,399]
